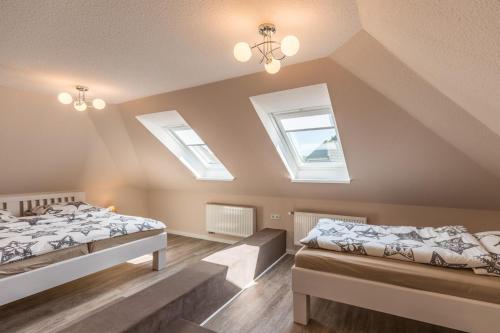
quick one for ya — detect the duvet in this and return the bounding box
[0,208,166,265]
[300,219,492,271]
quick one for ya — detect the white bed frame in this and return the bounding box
[0,191,167,307]
[292,264,500,333]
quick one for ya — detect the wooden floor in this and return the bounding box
[0,234,227,333]
[205,255,462,333]
[0,235,462,333]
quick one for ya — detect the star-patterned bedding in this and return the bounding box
[473,231,500,277]
[300,219,494,273]
[0,204,166,266]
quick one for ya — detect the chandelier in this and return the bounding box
[233,23,300,74]
[57,85,106,111]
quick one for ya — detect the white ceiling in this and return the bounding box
[0,0,361,103]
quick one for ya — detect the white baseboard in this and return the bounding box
[286,248,298,255]
[167,229,238,244]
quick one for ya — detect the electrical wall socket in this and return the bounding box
[270,214,281,220]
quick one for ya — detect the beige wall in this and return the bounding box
[150,190,500,250]
[86,186,149,217]
[0,85,148,216]
[119,58,500,211]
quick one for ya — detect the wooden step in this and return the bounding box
[63,229,286,333]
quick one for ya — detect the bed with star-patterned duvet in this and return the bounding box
[0,203,166,273]
[300,219,500,277]
[294,219,500,331]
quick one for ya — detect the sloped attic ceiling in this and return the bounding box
[356,0,500,138]
[90,1,500,211]
[118,58,500,210]
[331,30,500,179]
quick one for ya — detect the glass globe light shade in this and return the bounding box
[73,101,87,112]
[92,98,106,110]
[57,92,73,105]
[280,35,300,56]
[264,58,281,74]
[233,42,252,62]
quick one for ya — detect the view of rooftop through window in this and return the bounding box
[275,110,342,165]
[250,83,350,183]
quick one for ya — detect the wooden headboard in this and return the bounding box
[0,191,86,217]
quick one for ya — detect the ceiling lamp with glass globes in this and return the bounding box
[233,23,299,74]
[57,85,106,111]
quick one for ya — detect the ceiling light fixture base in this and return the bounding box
[258,23,276,37]
[75,85,89,92]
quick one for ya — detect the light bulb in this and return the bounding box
[57,92,73,105]
[73,101,87,112]
[264,58,281,74]
[280,35,300,56]
[233,42,252,62]
[92,98,106,110]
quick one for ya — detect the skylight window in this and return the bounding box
[274,109,343,166]
[170,127,222,168]
[250,84,350,183]
[136,111,233,181]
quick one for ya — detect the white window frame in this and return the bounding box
[136,111,234,181]
[250,84,350,183]
[271,107,345,169]
[168,125,225,170]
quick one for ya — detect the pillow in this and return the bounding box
[473,231,500,277]
[300,218,367,248]
[31,201,100,216]
[26,205,52,216]
[0,209,17,223]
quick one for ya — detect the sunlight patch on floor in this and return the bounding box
[127,254,153,264]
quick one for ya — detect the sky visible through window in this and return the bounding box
[137,110,234,181]
[287,128,338,162]
[173,128,221,167]
[174,129,204,145]
[278,112,340,163]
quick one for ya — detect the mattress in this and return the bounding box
[295,247,500,304]
[0,230,165,278]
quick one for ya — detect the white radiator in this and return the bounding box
[206,203,256,237]
[293,212,367,246]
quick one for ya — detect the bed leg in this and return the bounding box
[293,292,310,325]
[153,248,166,271]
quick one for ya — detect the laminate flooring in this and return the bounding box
[204,255,462,333]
